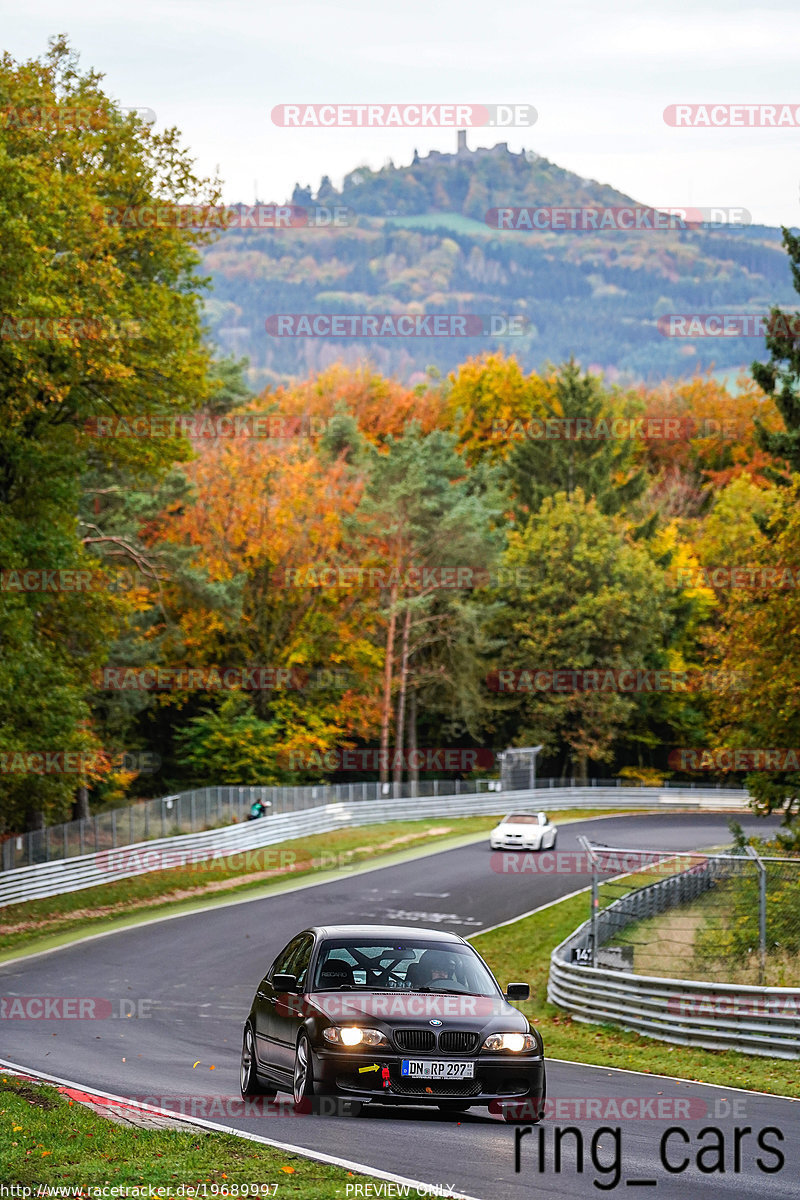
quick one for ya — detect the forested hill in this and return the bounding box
[202,142,797,388]
[308,142,637,217]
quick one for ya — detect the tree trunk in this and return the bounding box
[393,604,412,794]
[73,785,91,822]
[25,807,45,833]
[379,578,399,787]
[408,690,419,797]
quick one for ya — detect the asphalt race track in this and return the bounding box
[2,812,797,1199]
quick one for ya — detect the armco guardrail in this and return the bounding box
[0,785,748,908]
[1,775,747,871]
[548,848,800,1059]
[2,778,499,871]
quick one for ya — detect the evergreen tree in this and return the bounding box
[505,360,646,522]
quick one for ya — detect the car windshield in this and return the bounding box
[504,814,540,823]
[311,938,500,995]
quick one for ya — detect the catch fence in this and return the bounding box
[549,839,800,1057]
[0,776,741,872]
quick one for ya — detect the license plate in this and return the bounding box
[401,1059,474,1079]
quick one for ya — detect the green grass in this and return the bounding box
[381,212,498,235]
[0,1074,379,1194]
[0,809,627,961]
[471,893,800,1097]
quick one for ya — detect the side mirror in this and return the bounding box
[505,982,530,1001]
[272,972,299,992]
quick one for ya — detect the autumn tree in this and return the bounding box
[0,37,219,830]
[490,489,678,779]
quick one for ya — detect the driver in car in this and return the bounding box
[412,949,458,988]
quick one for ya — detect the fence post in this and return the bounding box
[577,836,598,967]
[745,846,767,986]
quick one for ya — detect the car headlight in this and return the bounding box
[323,1026,388,1047]
[481,1032,537,1052]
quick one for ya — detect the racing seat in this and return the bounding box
[404,961,427,989]
[317,960,356,988]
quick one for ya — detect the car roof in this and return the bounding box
[307,924,468,943]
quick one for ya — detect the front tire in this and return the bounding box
[240,1025,276,1098]
[293,1032,314,1106]
[502,1079,546,1124]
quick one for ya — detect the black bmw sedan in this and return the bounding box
[240,923,545,1120]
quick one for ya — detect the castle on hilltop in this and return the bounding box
[411,130,532,165]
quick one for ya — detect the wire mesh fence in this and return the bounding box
[579,839,800,986]
[0,774,740,873]
[0,778,505,871]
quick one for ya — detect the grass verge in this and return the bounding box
[0,1073,380,1194]
[471,892,800,1097]
[0,809,627,961]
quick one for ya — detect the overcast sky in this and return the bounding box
[3,0,799,226]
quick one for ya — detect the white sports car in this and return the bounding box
[489,811,558,851]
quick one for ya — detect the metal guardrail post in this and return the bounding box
[745,845,767,986]
[577,835,598,966]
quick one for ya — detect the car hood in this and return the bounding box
[495,823,543,835]
[298,989,528,1032]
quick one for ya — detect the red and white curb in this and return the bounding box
[0,1058,482,1199]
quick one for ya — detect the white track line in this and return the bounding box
[0,1058,483,1200]
[546,1058,799,1102]
[0,810,651,970]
